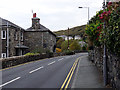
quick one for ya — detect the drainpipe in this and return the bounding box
[6,22,9,57]
[19,28,21,56]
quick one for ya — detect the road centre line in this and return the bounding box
[0,77,21,87]
[58,58,64,61]
[48,61,56,65]
[29,66,44,74]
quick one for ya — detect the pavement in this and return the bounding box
[72,54,105,88]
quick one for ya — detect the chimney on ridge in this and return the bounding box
[32,13,40,29]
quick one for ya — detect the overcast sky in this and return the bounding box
[0,0,103,31]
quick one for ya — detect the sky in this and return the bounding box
[0,0,103,31]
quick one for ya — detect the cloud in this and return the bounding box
[0,0,103,31]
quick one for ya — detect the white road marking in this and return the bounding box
[58,58,64,61]
[0,77,21,87]
[29,66,44,73]
[48,61,56,65]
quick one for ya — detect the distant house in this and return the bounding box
[0,13,56,58]
[75,35,81,40]
[58,35,82,40]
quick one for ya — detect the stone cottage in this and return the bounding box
[24,13,56,53]
[0,13,56,58]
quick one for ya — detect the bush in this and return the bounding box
[85,2,120,56]
[69,40,81,51]
[24,53,39,56]
[63,50,74,55]
[56,48,62,53]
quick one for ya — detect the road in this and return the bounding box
[0,53,87,88]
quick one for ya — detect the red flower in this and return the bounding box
[100,16,103,19]
[97,26,100,29]
[108,2,112,5]
[108,10,111,15]
[96,37,99,41]
[103,11,107,15]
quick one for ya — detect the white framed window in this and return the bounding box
[1,53,6,58]
[1,30,6,39]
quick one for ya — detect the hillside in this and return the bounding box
[54,25,86,38]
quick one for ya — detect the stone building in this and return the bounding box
[0,18,2,58]
[0,13,56,58]
[24,13,56,53]
[0,17,28,58]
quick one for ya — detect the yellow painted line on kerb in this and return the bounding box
[0,58,48,71]
[60,57,80,90]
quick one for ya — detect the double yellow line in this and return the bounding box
[60,57,80,90]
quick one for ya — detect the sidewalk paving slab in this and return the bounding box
[72,54,105,88]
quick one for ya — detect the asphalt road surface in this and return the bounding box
[0,53,87,88]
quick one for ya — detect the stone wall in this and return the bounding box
[24,31,43,53]
[89,47,120,89]
[24,31,56,53]
[0,53,53,69]
[9,28,24,56]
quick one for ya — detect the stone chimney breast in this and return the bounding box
[32,13,40,29]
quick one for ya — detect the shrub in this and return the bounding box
[63,50,74,55]
[69,40,81,51]
[24,53,39,56]
[56,48,62,53]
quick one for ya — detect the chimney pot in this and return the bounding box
[33,13,36,18]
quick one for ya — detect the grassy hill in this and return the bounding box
[54,25,86,38]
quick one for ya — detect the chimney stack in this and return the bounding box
[33,13,36,18]
[32,13,40,29]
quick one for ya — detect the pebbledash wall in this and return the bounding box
[89,47,120,89]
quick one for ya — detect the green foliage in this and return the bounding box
[69,40,81,51]
[85,2,120,56]
[25,53,39,56]
[82,44,87,50]
[63,50,74,55]
[56,38,64,48]
[61,41,69,51]
[54,25,86,41]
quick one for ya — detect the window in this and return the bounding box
[16,33,18,40]
[1,53,6,58]
[21,32,23,41]
[1,30,6,39]
[14,31,18,40]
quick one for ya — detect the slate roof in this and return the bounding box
[0,17,24,30]
[26,23,56,37]
[26,24,49,31]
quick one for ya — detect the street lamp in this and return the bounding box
[78,7,89,24]
[103,0,107,86]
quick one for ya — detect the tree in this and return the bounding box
[61,41,68,51]
[69,40,81,51]
[56,38,64,48]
